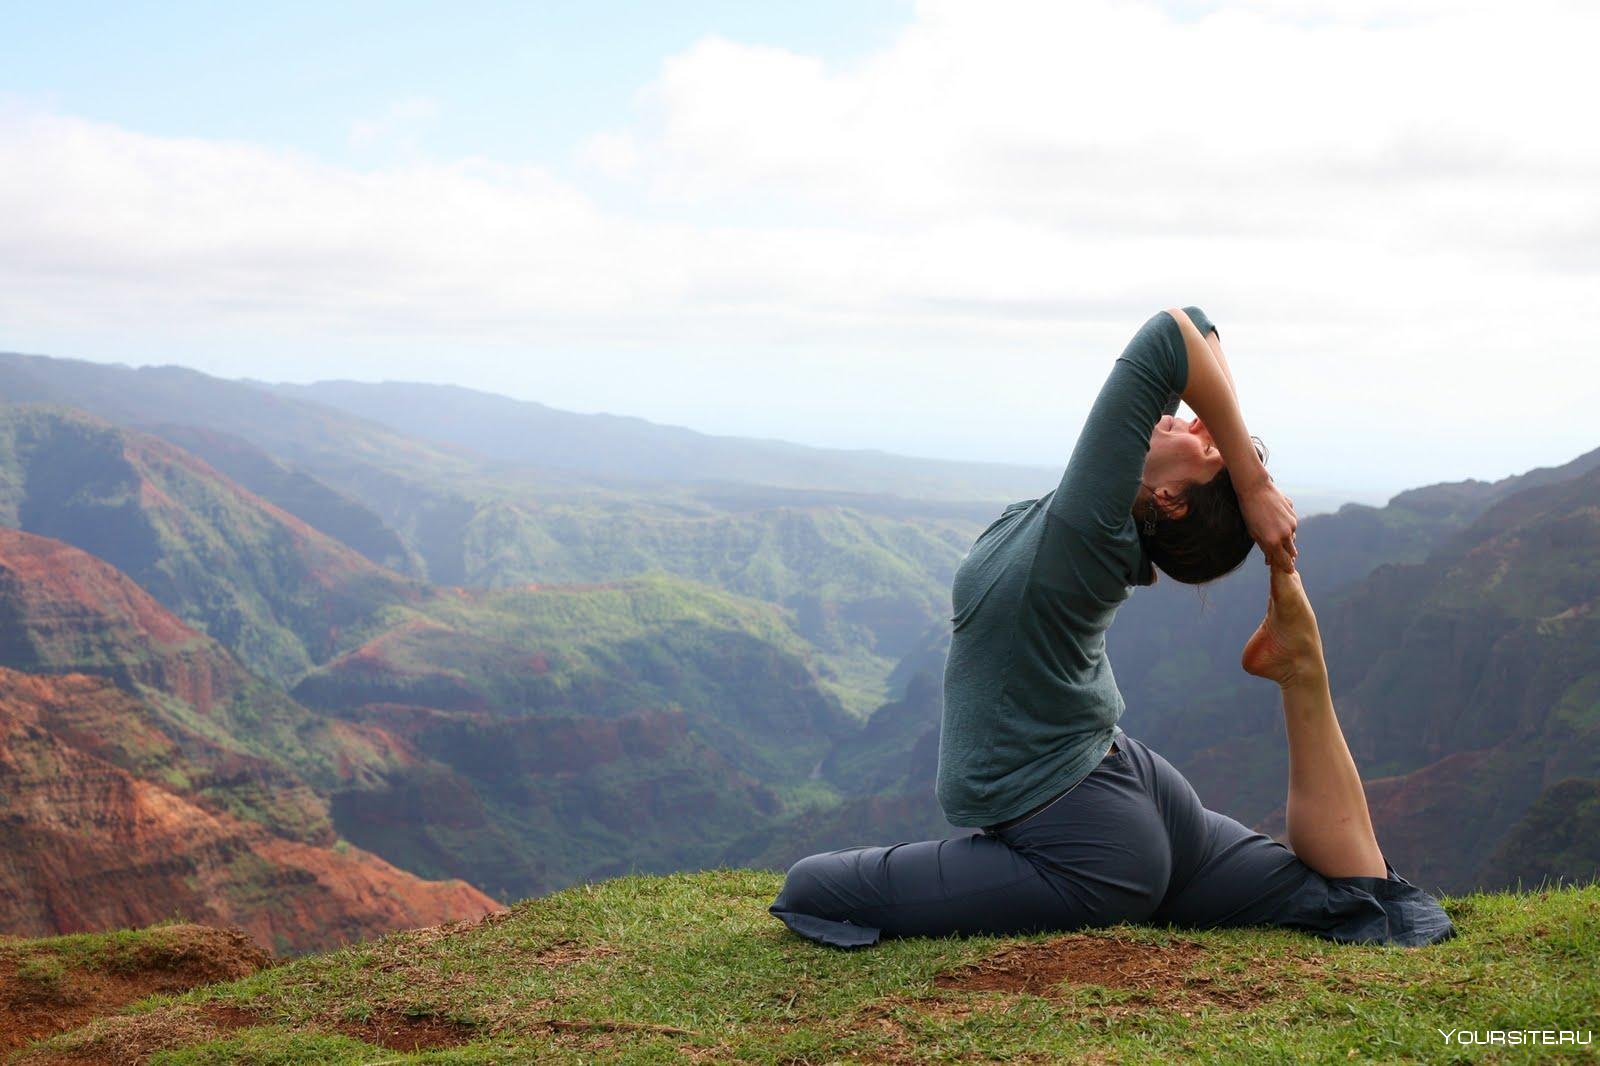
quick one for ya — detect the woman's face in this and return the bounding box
[1144,414,1225,495]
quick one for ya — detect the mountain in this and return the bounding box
[299,574,860,899]
[0,406,424,685]
[0,351,501,500]
[7,346,1598,901]
[148,423,423,577]
[0,358,985,705]
[1105,444,1600,787]
[1201,462,1600,892]
[1483,777,1600,889]
[265,379,1060,501]
[722,628,955,871]
[0,529,500,952]
[0,398,932,907]
[0,510,861,911]
[0,521,440,829]
[1315,463,1600,890]
[0,668,498,954]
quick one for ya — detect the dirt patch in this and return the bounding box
[932,933,1269,1012]
[936,933,1205,995]
[12,1002,264,1065]
[332,1008,477,1052]
[0,925,272,1058]
[18,1001,479,1063]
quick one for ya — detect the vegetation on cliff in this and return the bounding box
[13,871,1600,1064]
[0,405,424,684]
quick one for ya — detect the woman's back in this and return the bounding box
[936,308,1212,828]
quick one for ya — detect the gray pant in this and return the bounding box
[770,728,1454,948]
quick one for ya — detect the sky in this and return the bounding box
[2,0,1597,496]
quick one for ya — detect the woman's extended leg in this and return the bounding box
[1243,566,1385,878]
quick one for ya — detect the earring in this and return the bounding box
[1141,501,1157,536]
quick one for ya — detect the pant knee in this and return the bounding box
[773,851,843,917]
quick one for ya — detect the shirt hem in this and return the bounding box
[940,727,1118,828]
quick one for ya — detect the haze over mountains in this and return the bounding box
[1,346,1596,952]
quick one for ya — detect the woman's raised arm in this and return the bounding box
[1166,308,1298,571]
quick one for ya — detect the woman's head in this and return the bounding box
[1138,415,1266,585]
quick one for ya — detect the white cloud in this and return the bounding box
[349,95,442,154]
[1,0,1597,492]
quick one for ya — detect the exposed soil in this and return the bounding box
[14,1003,264,1065]
[332,1008,478,1052]
[932,933,1270,1012]
[15,1001,479,1064]
[0,924,272,1058]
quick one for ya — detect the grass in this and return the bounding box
[17,871,1600,1064]
[1,922,195,974]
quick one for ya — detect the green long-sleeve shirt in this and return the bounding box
[936,307,1219,827]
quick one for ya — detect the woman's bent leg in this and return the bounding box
[771,732,1174,948]
[771,835,1083,947]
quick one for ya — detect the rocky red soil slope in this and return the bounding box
[0,666,500,953]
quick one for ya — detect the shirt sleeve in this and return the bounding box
[1046,308,1214,538]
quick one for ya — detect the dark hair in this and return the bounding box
[1139,437,1268,585]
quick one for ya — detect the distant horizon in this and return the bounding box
[12,341,1578,506]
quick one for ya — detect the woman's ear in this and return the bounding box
[1155,487,1190,520]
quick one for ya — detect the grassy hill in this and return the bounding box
[12,871,1599,1064]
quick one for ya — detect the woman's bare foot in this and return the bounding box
[1241,566,1327,689]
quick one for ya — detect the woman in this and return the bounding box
[769,307,1454,949]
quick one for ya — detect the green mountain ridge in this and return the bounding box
[0,405,426,685]
[1,355,983,703]
[0,406,902,908]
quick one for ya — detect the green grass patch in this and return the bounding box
[1,921,194,973]
[21,872,1600,1064]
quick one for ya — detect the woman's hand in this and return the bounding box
[1241,565,1327,688]
[1238,476,1298,572]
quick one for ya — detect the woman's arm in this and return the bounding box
[1167,308,1297,571]
[1048,311,1191,543]
[1167,308,1264,490]
[1203,322,1239,398]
